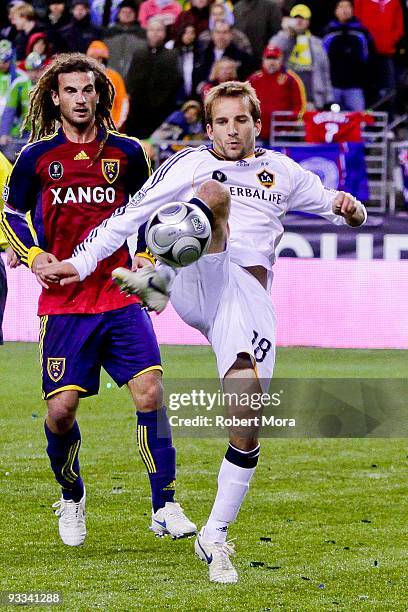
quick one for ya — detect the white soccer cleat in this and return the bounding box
[52,489,86,546]
[194,527,238,584]
[112,267,170,313]
[150,502,197,539]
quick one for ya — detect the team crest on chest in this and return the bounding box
[257,169,275,189]
[102,159,120,184]
[47,357,66,382]
[49,161,64,180]
[212,170,227,183]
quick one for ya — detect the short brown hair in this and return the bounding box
[204,80,261,126]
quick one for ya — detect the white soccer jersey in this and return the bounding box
[68,145,365,280]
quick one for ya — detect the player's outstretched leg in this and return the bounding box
[128,372,196,539]
[112,179,230,312]
[45,391,86,547]
[195,356,261,583]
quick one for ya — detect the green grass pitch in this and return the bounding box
[0,343,407,611]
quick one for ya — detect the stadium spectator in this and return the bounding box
[8,2,45,61]
[196,20,255,83]
[209,0,234,28]
[45,1,70,52]
[46,0,70,29]
[323,0,375,111]
[280,0,338,37]
[171,24,202,104]
[58,0,101,54]
[0,51,46,144]
[270,4,333,109]
[354,0,404,103]
[86,39,128,128]
[249,44,306,142]
[198,2,252,55]
[0,39,26,118]
[45,1,69,51]
[138,0,182,30]
[234,0,282,65]
[126,18,181,138]
[20,31,53,67]
[172,0,210,40]
[0,151,20,346]
[151,99,204,140]
[103,0,145,80]
[199,56,238,99]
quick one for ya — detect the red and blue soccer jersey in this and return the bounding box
[2,128,150,315]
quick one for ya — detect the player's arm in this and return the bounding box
[0,148,40,267]
[286,158,367,227]
[0,153,19,266]
[0,148,58,286]
[39,148,197,284]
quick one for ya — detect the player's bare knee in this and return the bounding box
[129,371,163,412]
[47,391,79,433]
[196,179,230,224]
[229,435,259,452]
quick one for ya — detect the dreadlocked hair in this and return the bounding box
[22,53,116,164]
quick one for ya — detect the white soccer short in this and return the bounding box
[170,250,276,391]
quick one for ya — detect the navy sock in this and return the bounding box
[137,407,176,512]
[44,420,84,502]
[225,443,260,468]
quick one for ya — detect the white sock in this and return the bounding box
[204,444,260,543]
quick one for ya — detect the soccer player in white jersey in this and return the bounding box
[39,81,367,584]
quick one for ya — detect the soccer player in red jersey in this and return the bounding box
[0,53,196,546]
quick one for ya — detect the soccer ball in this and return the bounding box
[145,202,212,267]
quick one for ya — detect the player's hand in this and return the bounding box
[332,192,365,226]
[131,255,154,272]
[31,252,59,289]
[5,246,20,268]
[36,261,80,286]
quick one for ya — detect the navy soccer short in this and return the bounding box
[40,304,162,400]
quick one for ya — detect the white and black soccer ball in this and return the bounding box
[145,202,212,267]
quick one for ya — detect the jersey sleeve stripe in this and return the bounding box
[144,147,197,193]
[0,210,29,262]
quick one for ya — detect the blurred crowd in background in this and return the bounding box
[0,0,407,146]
